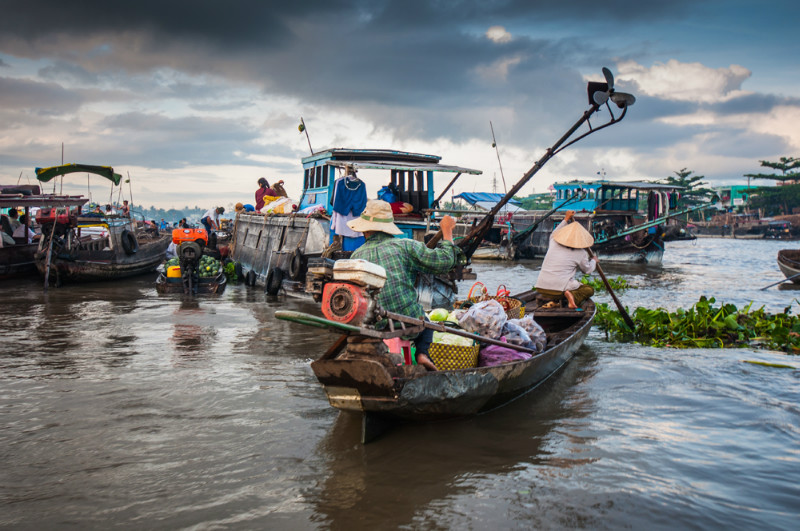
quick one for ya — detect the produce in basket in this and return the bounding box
[428,308,449,322]
[432,331,474,346]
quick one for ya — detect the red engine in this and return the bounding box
[35,207,76,226]
[321,282,373,325]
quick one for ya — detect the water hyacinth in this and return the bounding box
[594,296,800,353]
[580,274,633,292]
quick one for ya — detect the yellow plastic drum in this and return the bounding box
[167,265,181,278]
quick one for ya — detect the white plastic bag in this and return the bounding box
[458,299,507,339]
[508,315,547,352]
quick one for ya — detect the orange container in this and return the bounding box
[172,228,208,245]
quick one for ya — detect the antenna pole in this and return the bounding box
[300,117,313,155]
[490,121,508,194]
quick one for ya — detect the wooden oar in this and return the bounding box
[587,248,636,330]
[760,272,800,290]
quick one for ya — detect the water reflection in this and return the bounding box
[310,346,599,529]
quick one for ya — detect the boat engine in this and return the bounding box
[177,241,203,294]
[320,259,387,326]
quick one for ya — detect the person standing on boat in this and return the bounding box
[255,178,277,211]
[120,200,130,216]
[201,207,224,232]
[348,199,460,372]
[534,210,597,309]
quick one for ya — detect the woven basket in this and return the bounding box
[428,342,480,370]
[454,296,524,320]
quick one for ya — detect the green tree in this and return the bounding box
[659,168,715,208]
[747,183,800,216]
[744,156,800,184]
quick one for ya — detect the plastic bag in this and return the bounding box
[501,321,534,349]
[377,185,398,204]
[432,331,474,346]
[508,315,547,353]
[478,337,532,367]
[458,299,507,339]
[447,309,466,323]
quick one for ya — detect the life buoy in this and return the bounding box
[289,250,304,280]
[121,229,139,255]
[265,267,284,295]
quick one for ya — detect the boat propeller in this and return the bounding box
[589,66,636,108]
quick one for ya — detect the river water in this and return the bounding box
[1,238,798,529]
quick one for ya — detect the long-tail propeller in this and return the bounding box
[588,66,635,108]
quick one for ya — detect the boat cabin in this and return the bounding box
[553,180,681,219]
[298,148,482,228]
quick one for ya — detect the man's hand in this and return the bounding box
[440,215,456,242]
[564,210,575,223]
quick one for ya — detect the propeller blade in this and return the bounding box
[602,67,614,90]
[610,92,636,108]
[593,91,610,106]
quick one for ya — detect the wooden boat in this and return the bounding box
[276,292,594,442]
[31,164,171,285]
[0,184,88,279]
[777,249,800,283]
[155,269,227,294]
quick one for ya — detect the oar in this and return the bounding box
[587,248,636,330]
[760,272,800,290]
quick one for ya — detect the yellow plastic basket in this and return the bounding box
[428,342,480,370]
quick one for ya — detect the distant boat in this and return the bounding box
[777,249,800,284]
[31,164,171,286]
[0,184,88,279]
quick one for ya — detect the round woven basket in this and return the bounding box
[428,342,479,370]
[454,296,524,320]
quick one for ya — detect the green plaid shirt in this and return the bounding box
[351,232,459,319]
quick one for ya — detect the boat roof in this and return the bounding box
[35,164,123,186]
[0,194,88,208]
[303,148,482,175]
[454,192,521,206]
[555,180,683,191]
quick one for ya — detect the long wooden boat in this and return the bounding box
[276,292,594,442]
[0,184,88,279]
[31,164,171,285]
[777,249,800,283]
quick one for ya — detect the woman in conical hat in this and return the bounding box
[534,210,597,309]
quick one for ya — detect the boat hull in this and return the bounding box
[155,271,227,294]
[777,249,800,283]
[312,301,594,421]
[0,242,38,279]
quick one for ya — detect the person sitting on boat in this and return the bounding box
[6,208,21,233]
[534,210,596,309]
[12,214,39,244]
[255,178,278,211]
[347,199,460,372]
[234,202,255,214]
[201,207,224,232]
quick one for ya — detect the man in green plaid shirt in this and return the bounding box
[348,200,459,371]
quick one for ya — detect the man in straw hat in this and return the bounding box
[348,199,460,371]
[534,210,597,309]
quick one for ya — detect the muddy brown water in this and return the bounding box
[1,238,798,529]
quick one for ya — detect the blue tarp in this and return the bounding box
[453,192,521,206]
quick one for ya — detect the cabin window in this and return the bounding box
[304,169,310,189]
[314,167,322,188]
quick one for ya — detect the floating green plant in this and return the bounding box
[223,261,239,282]
[581,274,633,292]
[594,296,800,353]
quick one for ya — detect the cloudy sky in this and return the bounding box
[1,0,798,210]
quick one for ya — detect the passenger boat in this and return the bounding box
[0,184,88,279]
[511,180,702,264]
[276,291,594,443]
[31,164,172,286]
[777,249,800,284]
[230,148,482,307]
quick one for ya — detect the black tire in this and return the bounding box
[265,267,284,295]
[288,250,304,280]
[233,262,243,281]
[246,269,256,287]
[121,229,139,255]
[207,231,217,249]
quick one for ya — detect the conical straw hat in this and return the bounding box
[552,221,594,249]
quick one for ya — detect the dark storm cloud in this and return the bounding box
[711,93,800,115]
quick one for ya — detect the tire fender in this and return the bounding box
[121,229,139,255]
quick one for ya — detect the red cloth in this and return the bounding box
[255,187,270,210]
[390,201,406,214]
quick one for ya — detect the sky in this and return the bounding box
[1,0,799,210]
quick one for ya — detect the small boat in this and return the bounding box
[777,249,800,283]
[0,184,88,279]
[31,164,171,285]
[276,291,594,442]
[155,269,227,294]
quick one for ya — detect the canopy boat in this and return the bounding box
[777,249,800,283]
[0,184,88,279]
[276,291,594,443]
[32,164,171,285]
